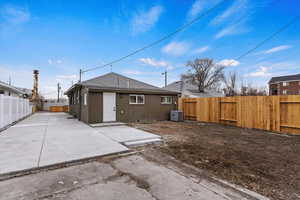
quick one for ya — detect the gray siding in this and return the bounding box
[88,92,103,123]
[69,89,178,124]
[80,87,89,123]
[116,94,177,122]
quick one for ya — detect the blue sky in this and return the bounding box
[0,0,299,98]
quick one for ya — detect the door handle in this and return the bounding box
[113,107,116,111]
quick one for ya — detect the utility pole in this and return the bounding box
[162,71,168,87]
[8,76,11,85]
[57,83,61,103]
[79,69,82,82]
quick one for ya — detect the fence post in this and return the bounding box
[178,98,183,111]
[25,99,27,116]
[196,98,201,121]
[0,95,3,129]
[17,97,19,120]
[21,98,23,118]
[14,97,17,122]
[23,98,26,117]
[8,96,12,124]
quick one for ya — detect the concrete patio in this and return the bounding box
[0,112,128,176]
[95,125,162,146]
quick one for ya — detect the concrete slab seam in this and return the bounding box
[37,115,50,167]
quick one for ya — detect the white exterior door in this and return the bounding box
[103,92,116,122]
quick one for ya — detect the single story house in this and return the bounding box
[0,81,25,97]
[164,79,224,98]
[65,72,179,124]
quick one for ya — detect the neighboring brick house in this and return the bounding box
[269,74,300,95]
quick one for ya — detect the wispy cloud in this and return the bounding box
[192,46,210,54]
[263,45,292,54]
[187,0,219,19]
[162,41,190,56]
[1,4,30,24]
[211,0,248,25]
[215,23,249,39]
[131,5,163,35]
[187,0,205,19]
[48,59,63,65]
[217,59,240,67]
[139,58,173,70]
[212,0,254,39]
[139,58,167,67]
[247,66,272,77]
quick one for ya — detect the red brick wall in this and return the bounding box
[269,81,300,95]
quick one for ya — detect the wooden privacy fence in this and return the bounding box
[178,95,300,135]
[49,106,69,112]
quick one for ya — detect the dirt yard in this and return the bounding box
[130,121,300,200]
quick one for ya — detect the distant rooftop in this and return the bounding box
[269,74,300,84]
[164,80,224,98]
[0,81,25,95]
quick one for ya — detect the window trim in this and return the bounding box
[283,89,287,95]
[129,94,145,104]
[283,81,289,86]
[161,96,172,104]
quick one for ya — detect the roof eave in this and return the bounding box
[0,83,25,95]
[86,86,180,95]
[64,84,82,95]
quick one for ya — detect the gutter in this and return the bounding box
[269,79,300,84]
[87,87,180,95]
[0,82,25,95]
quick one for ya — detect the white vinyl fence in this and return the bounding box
[0,95,33,130]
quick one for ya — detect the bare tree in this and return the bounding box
[223,72,238,96]
[181,58,224,93]
[240,82,267,96]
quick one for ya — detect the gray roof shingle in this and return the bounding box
[66,72,179,94]
[269,74,300,84]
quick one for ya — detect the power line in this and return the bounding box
[81,0,227,74]
[170,15,300,73]
[234,15,300,61]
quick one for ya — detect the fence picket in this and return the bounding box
[180,95,300,135]
[0,96,33,130]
